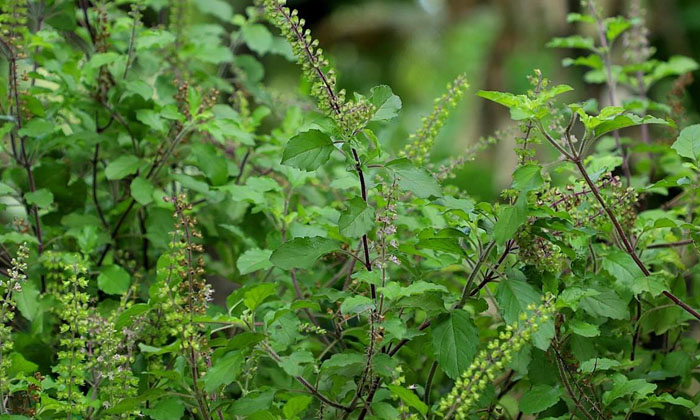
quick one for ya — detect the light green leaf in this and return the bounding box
[340,295,375,315]
[136,109,166,132]
[125,80,153,100]
[105,156,140,180]
[546,35,596,50]
[270,237,340,270]
[387,385,427,416]
[283,395,313,419]
[97,265,131,295]
[387,158,442,198]
[25,189,53,208]
[244,283,277,311]
[242,24,273,55]
[493,198,527,245]
[17,119,54,137]
[431,310,479,379]
[279,350,314,377]
[579,358,621,373]
[338,197,375,238]
[237,248,273,275]
[143,397,184,420]
[130,177,154,205]
[370,85,402,121]
[671,124,700,163]
[496,276,540,324]
[282,130,335,171]
[569,320,600,337]
[511,164,543,192]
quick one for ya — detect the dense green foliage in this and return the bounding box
[1,0,700,419]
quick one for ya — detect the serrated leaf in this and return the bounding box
[338,197,375,237]
[431,310,479,379]
[270,237,340,270]
[282,130,335,171]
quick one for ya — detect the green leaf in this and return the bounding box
[202,351,244,393]
[130,177,154,205]
[387,158,442,198]
[605,16,631,42]
[493,198,527,245]
[244,283,277,311]
[97,265,131,295]
[242,24,273,55]
[279,350,314,377]
[496,275,540,324]
[15,281,40,322]
[602,374,656,405]
[340,295,375,315]
[671,124,700,163]
[25,189,53,208]
[194,0,233,21]
[580,290,629,320]
[105,155,140,180]
[546,35,596,50]
[125,80,153,100]
[602,250,645,293]
[579,358,621,373]
[387,385,427,416]
[431,310,479,379]
[270,237,340,270]
[282,129,335,171]
[511,164,543,192]
[237,248,273,275]
[569,320,600,337]
[192,143,228,185]
[593,114,668,139]
[136,109,166,132]
[143,396,184,420]
[370,85,402,121]
[17,119,54,137]
[283,395,313,419]
[338,197,375,238]
[520,385,562,414]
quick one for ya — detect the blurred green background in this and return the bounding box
[239,0,700,200]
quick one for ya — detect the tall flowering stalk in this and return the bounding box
[438,294,556,419]
[402,73,469,165]
[0,244,28,413]
[53,258,90,418]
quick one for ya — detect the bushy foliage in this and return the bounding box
[1,0,700,419]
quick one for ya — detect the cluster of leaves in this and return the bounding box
[0,0,699,419]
